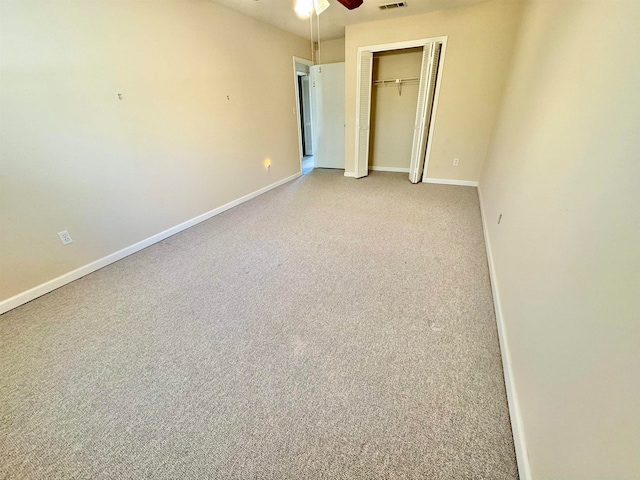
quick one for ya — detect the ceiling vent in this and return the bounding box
[378,1,408,10]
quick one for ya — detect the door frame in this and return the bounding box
[293,57,314,174]
[353,36,447,180]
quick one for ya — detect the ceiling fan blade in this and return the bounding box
[336,0,364,9]
[314,0,330,15]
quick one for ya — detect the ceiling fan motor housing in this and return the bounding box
[336,0,364,10]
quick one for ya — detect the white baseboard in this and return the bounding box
[370,166,410,173]
[424,177,479,187]
[343,172,478,187]
[477,185,531,480]
[0,172,302,315]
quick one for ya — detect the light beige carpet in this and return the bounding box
[0,170,517,479]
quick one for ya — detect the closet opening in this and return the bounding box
[369,47,423,174]
[354,37,447,183]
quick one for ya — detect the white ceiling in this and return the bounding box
[209,0,489,40]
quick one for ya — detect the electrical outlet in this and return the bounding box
[453,158,459,166]
[58,230,73,245]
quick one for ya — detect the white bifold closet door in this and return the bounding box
[409,42,442,184]
[355,51,373,178]
[311,63,345,169]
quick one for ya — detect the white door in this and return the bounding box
[420,43,442,183]
[300,75,314,156]
[354,51,373,178]
[311,63,345,169]
[409,43,442,183]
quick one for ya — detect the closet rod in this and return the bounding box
[372,77,419,86]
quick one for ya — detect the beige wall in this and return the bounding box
[344,0,524,180]
[318,37,345,64]
[370,48,422,170]
[0,1,309,302]
[480,0,640,478]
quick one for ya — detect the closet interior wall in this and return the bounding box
[369,48,423,172]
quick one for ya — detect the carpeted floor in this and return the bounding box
[0,170,517,479]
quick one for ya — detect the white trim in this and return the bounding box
[423,177,478,187]
[370,166,410,173]
[477,185,531,480]
[0,173,302,315]
[357,36,448,54]
[343,171,356,177]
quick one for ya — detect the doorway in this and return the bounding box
[369,47,423,173]
[354,37,447,183]
[298,75,313,157]
[293,57,315,175]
